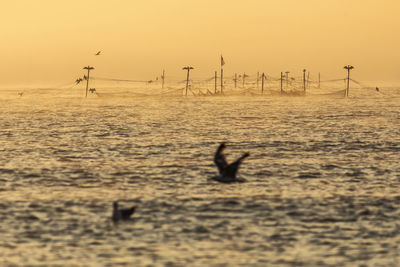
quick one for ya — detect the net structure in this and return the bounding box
[79,73,371,98]
[11,72,395,99]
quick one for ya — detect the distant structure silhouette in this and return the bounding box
[344,65,354,97]
[112,201,135,221]
[212,143,250,183]
[95,51,101,56]
[182,66,194,96]
[161,69,165,89]
[83,66,94,97]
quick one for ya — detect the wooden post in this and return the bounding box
[221,68,224,93]
[261,72,265,94]
[344,65,354,97]
[303,69,306,92]
[257,72,259,89]
[161,69,165,89]
[243,72,246,88]
[183,66,194,96]
[186,68,190,96]
[280,72,283,94]
[307,72,310,90]
[234,73,237,88]
[318,72,320,89]
[285,71,290,89]
[83,66,94,98]
[220,55,224,94]
[214,71,217,94]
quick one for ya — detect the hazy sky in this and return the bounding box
[1,0,399,86]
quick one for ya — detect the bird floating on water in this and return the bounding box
[112,201,136,221]
[211,143,250,183]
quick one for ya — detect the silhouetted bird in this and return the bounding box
[75,78,83,84]
[211,143,250,183]
[95,51,101,56]
[376,87,380,92]
[112,201,135,221]
[18,92,24,97]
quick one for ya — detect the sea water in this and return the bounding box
[0,86,399,266]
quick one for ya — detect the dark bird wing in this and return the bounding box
[223,153,249,178]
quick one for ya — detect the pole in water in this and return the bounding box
[221,68,224,93]
[83,66,94,98]
[257,72,259,89]
[182,66,194,96]
[243,72,246,88]
[344,65,354,97]
[261,72,265,94]
[318,72,321,89]
[220,55,225,94]
[307,71,310,90]
[285,71,290,89]
[303,69,306,92]
[234,73,237,88]
[280,72,283,94]
[161,69,165,89]
[214,71,217,94]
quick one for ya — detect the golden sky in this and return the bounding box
[1,0,399,86]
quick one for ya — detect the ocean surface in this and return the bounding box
[0,86,399,266]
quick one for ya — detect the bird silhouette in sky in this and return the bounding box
[75,78,83,84]
[95,51,101,56]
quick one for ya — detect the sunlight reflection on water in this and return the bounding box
[0,87,399,266]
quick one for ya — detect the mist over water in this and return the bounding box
[1,86,399,266]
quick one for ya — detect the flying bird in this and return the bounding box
[75,78,83,84]
[112,201,136,221]
[95,51,101,56]
[211,143,250,183]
